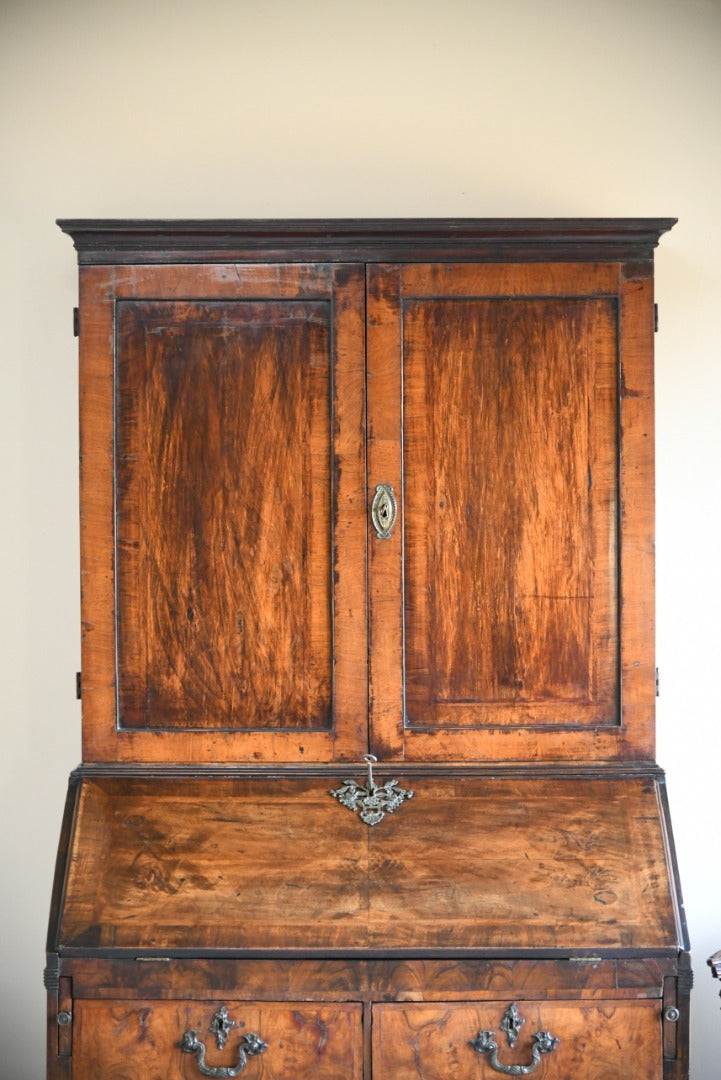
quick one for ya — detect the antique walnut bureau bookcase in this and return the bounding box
[47,219,690,1079]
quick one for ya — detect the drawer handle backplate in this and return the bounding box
[330,754,414,826]
[470,1003,559,1075]
[180,1029,267,1077]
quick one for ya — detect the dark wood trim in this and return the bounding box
[45,955,73,1079]
[656,779,691,953]
[56,945,683,961]
[44,953,61,992]
[69,760,666,781]
[57,218,677,265]
[362,1001,372,1080]
[663,952,692,1079]
[46,775,82,953]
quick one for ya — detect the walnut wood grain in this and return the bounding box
[75,252,658,764]
[372,1000,662,1079]
[402,295,618,724]
[366,265,404,759]
[78,263,367,762]
[56,775,680,954]
[618,271,656,757]
[64,956,675,1002]
[49,954,683,1078]
[365,261,656,762]
[116,299,333,731]
[73,1000,363,1080]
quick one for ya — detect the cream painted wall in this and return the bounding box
[1,0,719,1076]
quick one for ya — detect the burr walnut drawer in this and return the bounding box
[72,999,363,1079]
[372,999,662,1079]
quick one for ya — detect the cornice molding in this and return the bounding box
[57,217,677,265]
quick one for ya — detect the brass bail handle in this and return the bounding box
[363,753,378,792]
[180,1026,267,1077]
[470,1003,560,1075]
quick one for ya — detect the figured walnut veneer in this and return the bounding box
[374,1000,662,1079]
[115,299,333,732]
[56,775,679,954]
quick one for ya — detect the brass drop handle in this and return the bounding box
[371,483,397,539]
[470,1003,559,1075]
[180,1029,267,1077]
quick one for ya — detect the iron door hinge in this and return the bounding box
[73,307,79,337]
[76,671,82,700]
[654,302,659,332]
[656,667,660,697]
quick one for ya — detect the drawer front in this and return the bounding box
[373,1000,662,1079]
[73,999,363,1079]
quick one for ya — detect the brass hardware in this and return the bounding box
[210,1006,236,1051]
[330,754,413,826]
[470,1004,559,1075]
[371,483,397,539]
[57,1010,72,1027]
[500,1003,524,1048]
[180,1029,267,1077]
[664,1006,680,1023]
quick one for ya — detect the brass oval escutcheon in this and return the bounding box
[371,483,398,540]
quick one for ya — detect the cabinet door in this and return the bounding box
[80,263,367,762]
[367,263,654,761]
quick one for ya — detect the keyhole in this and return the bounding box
[372,483,396,539]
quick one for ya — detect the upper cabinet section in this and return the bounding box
[60,219,675,765]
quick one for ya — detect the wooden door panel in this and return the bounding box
[372,1000,661,1079]
[79,263,367,762]
[116,299,333,732]
[73,999,363,1079]
[403,296,618,726]
[366,262,656,762]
